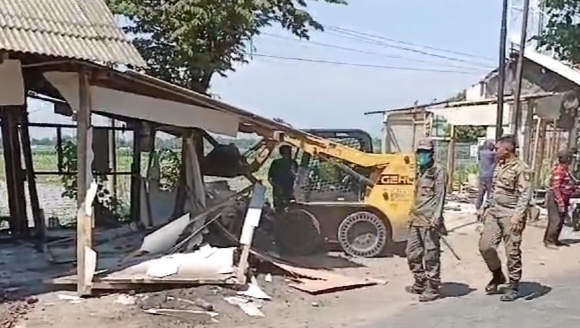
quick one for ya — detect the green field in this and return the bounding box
[0,149,136,198]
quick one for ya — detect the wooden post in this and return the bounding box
[109,119,117,199]
[129,123,141,223]
[5,107,27,236]
[537,121,547,180]
[20,109,46,250]
[546,123,555,163]
[56,127,63,172]
[553,127,561,161]
[76,68,90,207]
[522,101,535,163]
[76,67,93,296]
[236,183,266,285]
[381,113,388,153]
[531,117,542,188]
[0,107,18,236]
[446,124,456,191]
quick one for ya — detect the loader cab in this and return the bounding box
[291,129,374,203]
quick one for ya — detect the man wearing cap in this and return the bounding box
[478,135,532,302]
[405,138,448,302]
[544,149,576,248]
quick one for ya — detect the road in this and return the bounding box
[365,273,580,328]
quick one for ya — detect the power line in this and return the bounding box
[252,53,485,74]
[327,25,495,62]
[261,32,491,71]
[325,26,494,67]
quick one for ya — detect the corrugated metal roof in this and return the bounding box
[524,49,580,86]
[0,0,145,67]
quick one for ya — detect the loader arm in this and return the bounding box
[278,132,405,170]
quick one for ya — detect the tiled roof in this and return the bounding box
[0,0,145,67]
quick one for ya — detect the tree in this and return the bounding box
[537,0,580,63]
[454,126,486,142]
[106,0,347,93]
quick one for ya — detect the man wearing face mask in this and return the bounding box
[478,135,532,302]
[405,138,448,302]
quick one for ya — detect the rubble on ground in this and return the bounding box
[0,297,38,328]
[24,178,382,322]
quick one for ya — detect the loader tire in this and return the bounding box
[338,211,388,258]
[275,208,322,256]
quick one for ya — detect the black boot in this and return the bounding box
[405,280,425,295]
[418,283,440,302]
[485,269,506,295]
[554,240,569,247]
[500,282,519,302]
[544,242,559,250]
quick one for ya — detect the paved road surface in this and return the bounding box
[365,273,580,328]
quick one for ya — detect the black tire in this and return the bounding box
[275,208,322,255]
[337,211,389,258]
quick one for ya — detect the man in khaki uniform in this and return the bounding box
[478,135,532,302]
[405,138,448,302]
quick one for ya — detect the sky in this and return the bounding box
[29,0,511,139]
[210,0,504,135]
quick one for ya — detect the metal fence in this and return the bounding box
[434,140,478,168]
[433,140,479,185]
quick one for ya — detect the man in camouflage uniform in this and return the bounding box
[406,138,448,302]
[478,135,532,302]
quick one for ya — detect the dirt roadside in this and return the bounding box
[4,213,580,328]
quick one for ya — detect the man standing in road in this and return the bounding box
[406,138,448,302]
[476,139,496,219]
[544,149,576,249]
[268,144,298,212]
[478,135,532,302]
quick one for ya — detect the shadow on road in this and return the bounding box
[519,281,552,301]
[379,241,407,258]
[440,282,476,298]
[560,238,580,246]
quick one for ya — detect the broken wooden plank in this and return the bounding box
[236,183,266,284]
[288,275,378,295]
[50,275,236,288]
[252,250,382,294]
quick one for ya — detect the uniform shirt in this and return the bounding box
[485,157,532,221]
[409,164,448,226]
[550,163,575,210]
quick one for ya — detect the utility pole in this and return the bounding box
[511,0,531,135]
[496,0,509,139]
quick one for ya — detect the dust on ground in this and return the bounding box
[3,208,580,328]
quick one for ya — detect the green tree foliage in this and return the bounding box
[537,0,580,62]
[454,126,486,142]
[106,0,347,92]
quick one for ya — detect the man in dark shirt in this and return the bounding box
[268,145,298,212]
[476,139,496,216]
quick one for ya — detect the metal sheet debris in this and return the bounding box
[106,246,235,281]
[237,276,271,300]
[51,246,237,288]
[224,296,265,317]
[139,213,191,254]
